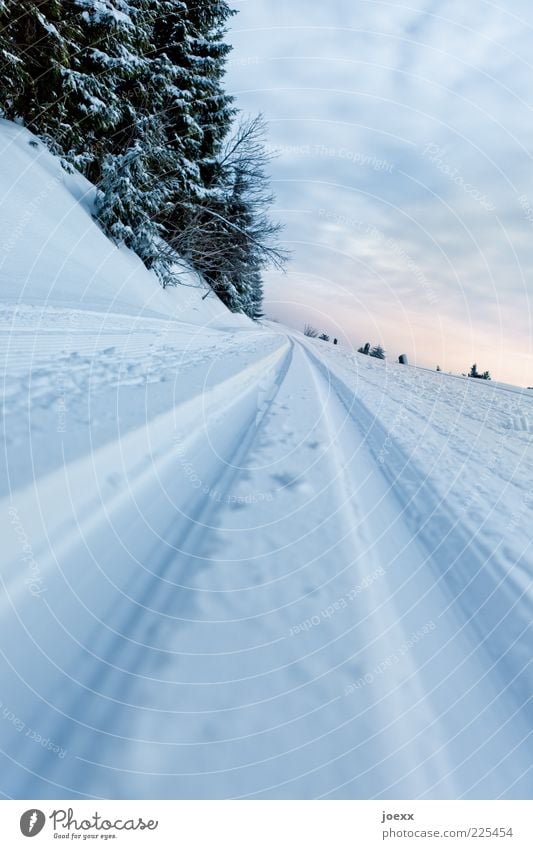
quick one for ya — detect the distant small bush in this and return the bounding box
[469,363,491,380]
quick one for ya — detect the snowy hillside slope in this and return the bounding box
[0,119,250,327]
[1,122,532,800]
[0,118,255,485]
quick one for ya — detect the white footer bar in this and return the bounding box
[1,800,531,847]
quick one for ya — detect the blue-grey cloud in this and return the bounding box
[226,0,533,384]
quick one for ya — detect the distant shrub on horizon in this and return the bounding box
[469,363,491,380]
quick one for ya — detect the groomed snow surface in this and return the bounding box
[1,121,533,800]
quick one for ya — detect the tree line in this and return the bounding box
[0,0,285,317]
[304,326,492,378]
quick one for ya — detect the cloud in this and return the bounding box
[227,0,533,384]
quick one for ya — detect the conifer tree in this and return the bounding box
[94,115,179,286]
[61,0,156,180]
[0,1,154,175]
[0,2,28,111]
[0,0,73,148]
[0,0,284,314]
[153,1,236,228]
[172,114,285,315]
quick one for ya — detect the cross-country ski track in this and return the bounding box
[1,313,532,800]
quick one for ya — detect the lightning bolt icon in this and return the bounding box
[28,811,38,833]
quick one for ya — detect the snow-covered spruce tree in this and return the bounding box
[215,114,285,316]
[0,1,155,175]
[0,2,29,112]
[469,363,491,380]
[1,1,282,314]
[0,0,73,146]
[369,345,386,359]
[152,1,237,262]
[151,2,235,199]
[190,1,237,193]
[94,116,180,286]
[60,0,159,181]
[170,114,285,316]
[88,1,240,291]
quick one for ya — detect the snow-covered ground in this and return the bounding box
[1,121,532,800]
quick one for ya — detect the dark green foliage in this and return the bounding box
[94,116,180,286]
[168,114,285,316]
[0,0,72,150]
[0,0,284,317]
[469,363,491,380]
[151,1,235,206]
[357,342,385,359]
[61,1,153,180]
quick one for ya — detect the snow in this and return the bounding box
[0,119,249,329]
[76,0,134,28]
[1,121,533,800]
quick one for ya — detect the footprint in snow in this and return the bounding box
[510,415,531,432]
[271,471,309,492]
[228,498,248,511]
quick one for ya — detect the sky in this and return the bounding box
[225,0,533,386]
